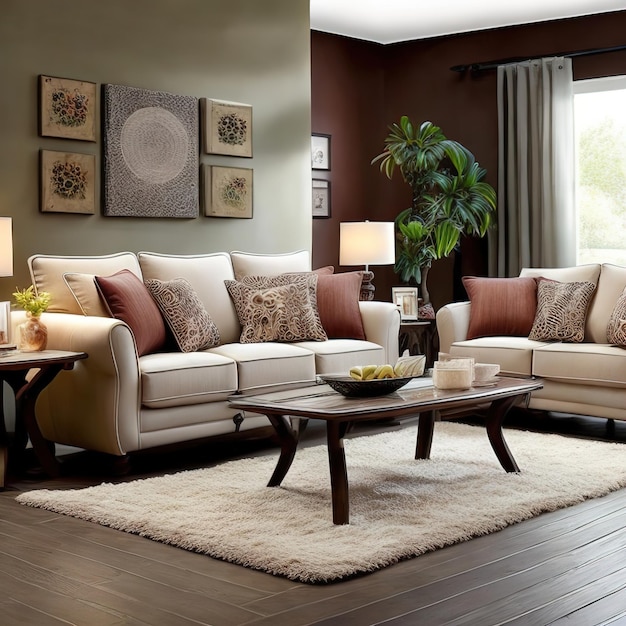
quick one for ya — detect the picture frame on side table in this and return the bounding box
[39,75,97,141]
[0,301,11,347]
[392,287,419,321]
[312,179,331,218]
[311,133,330,170]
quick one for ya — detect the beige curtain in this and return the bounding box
[495,57,575,277]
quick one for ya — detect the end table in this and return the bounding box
[0,349,87,488]
[399,320,439,367]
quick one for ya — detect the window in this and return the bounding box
[574,76,626,265]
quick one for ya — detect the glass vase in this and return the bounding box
[18,312,48,352]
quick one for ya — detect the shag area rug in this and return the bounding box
[17,422,626,583]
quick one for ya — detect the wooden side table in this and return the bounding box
[399,320,439,367]
[0,349,87,488]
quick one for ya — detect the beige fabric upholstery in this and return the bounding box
[230,249,310,279]
[29,252,141,314]
[295,339,384,375]
[437,263,626,423]
[210,342,316,393]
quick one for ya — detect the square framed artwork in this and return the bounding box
[312,179,331,218]
[200,98,253,157]
[103,84,199,218]
[311,133,330,170]
[40,150,96,214]
[204,165,253,218]
[392,287,419,321]
[39,75,97,141]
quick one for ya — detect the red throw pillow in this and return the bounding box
[95,269,167,356]
[463,276,538,339]
[316,271,366,340]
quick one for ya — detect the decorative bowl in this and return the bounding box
[319,375,414,398]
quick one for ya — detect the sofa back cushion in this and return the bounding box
[28,252,141,314]
[137,252,240,344]
[230,250,310,279]
[519,264,601,341]
[586,263,626,343]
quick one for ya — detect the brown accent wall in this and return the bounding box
[312,11,626,308]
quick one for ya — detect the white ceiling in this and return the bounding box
[310,0,626,44]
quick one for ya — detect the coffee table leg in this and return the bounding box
[486,396,521,473]
[415,411,436,460]
[327,420,349,525]
[266,414,299,487]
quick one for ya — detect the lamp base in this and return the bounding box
[359,270,375,301]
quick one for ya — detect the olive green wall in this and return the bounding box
[0,0,311,300]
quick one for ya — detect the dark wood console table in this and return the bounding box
[399,320,439,367]
[0,349,87,488]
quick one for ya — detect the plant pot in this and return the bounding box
[18,313,48,352]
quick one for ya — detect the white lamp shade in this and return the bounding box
[0,217,12,277]
[339,221,395,267]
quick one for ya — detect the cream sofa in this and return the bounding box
[13,250,400,459]
[437,263,626,422]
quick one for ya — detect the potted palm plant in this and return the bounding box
[372,117,496,312]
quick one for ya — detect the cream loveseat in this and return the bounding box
[15,250,400,459]
[436,263,626,423]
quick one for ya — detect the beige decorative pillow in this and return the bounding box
[606,287,626,346]
[145,278,220,352]
[225,275,328,343]
[529,279,596,343]
[63,272,110,317]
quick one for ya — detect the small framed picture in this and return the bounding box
[311,133,330,170]
[39,75,97,141]
[200,98,253,157]
[0,301,11,346]
[40,150,96,214]
[312,179,331,218]
[392,287,419,321]
[203,165,253,218]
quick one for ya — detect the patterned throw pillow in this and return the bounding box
[145,278,220,352]
[225,274,328,343]
[528,279,596,343]
[606,287,626,346]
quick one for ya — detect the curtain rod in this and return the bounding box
[450,44,626,74]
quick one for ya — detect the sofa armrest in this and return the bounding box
[11,311,141,456]
[359,301,401,364]
[436,301,472,353]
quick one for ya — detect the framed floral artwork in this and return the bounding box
[312,179,331,218]
[40,150,96,214]
[200,98,253,157]
[204,165,253,218]
[39,75,97,141]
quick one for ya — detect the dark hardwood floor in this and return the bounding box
[1,410,625,626]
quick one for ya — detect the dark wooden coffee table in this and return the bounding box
[229,376,543,524]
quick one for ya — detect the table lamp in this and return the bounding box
[0,217,14,347]
[339,221,395,300]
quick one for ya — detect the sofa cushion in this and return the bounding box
[230,250,310,279]
[95,269,167,356]
[528,279,596,343]
[607,286,626,346]
[462,276,537,339]
[587,263,626,343]
[533,342,626,387]
[137,252,240,345]
[226,275,327,343]
[140,351,237,409]
[294,338,384,375]
[519,264,601,284]
[209,342,316,393]
[450,336,548,377]
[316,272,366,340]
[145,278,220,352]
[63,272,110,317]
[28,252,141,314]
